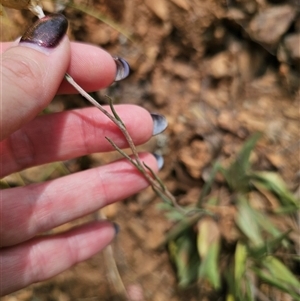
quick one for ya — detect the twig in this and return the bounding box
[64,73,185,213]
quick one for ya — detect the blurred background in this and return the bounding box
[1,0,300,300]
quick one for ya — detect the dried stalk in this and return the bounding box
[64,74,184,213]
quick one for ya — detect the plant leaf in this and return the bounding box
[168,230,200,287]
[236,196,264,247]
[234,242,247,284]
[224,133,261,192]
[248,230,291,258]
[253,255,300,299]
[162,212,203,245]
[197,217,221,289]
[251,171,299,208]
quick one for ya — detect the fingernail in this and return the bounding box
[151,113,168,136]
[113,57,130,81]
[20,14,68,50]
[113,222,120,235]
[153,153,164,170]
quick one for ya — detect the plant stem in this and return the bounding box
[64,73,184,213]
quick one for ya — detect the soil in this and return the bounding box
[1,0,300,300]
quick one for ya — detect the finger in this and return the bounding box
[0,105,159,177]
[1,14,70,140]
[1,152,158,247]
[0,41,117,94]
[0,221,116,296]
[58,42,117,93]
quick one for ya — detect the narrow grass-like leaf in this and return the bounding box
[236,193,284,249]
[156,203,185,221]
[224,133,261,192]
[162,213,203,246]
[197,218,221,289]
[262,256,300,288]
[234,242,247,284]
[253,210,281,238]
[198,242,221,289]
[253,256,300,299]
[248,230,291,258]
[156,202,174,211]
[243,276,256,301]
[165,210,186,221]
[251,172,299,208]
[169,230,200,287]
[236,196,264,247]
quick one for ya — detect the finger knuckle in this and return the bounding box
[8,127,35,170]
[2,53,44,102]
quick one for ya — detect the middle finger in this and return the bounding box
[1,105,154,177]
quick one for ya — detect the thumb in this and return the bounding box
[0,14,70,140]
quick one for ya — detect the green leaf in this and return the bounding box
[198,242,221,289]
[156,202,174,211]
[233,244,257,301]
[168,230,200,287]
[262,256,300,287]
[248,231,291,258]
[227,255,256,301]
[224,133,261,192]
[234,242,247,284]
[197,218,221,289]
[236,195,284,249]
[251,208,281,238]
[253,255,300,299]
[165,210,187,222]
[251,172,299,208]
[243,277,256,301]
[162,212,203,245]
[236,197,264,247]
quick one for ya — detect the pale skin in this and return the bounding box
[0,37,158,295]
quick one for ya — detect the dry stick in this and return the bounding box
[64,73,184,213]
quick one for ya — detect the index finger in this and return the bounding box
[1,41,117,94]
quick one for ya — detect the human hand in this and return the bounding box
[0,14,167,295]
